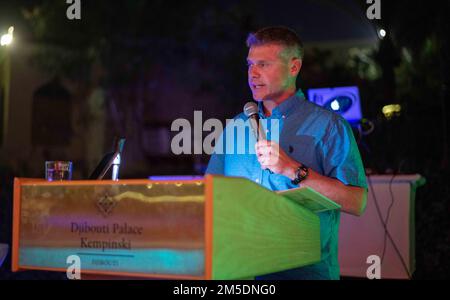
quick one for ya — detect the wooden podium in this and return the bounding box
[12,175,339,279]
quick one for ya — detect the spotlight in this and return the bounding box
[382,104,401,119]
[307,86,363,125]
[324,95,353,114]
[0,26,14,46]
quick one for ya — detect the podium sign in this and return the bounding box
[13,178,206,279]
[13,176,325,279]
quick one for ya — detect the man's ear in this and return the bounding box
[290,58,302,76]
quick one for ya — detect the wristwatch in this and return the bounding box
[291,164,309,185]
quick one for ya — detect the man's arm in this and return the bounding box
[286,166,367,216]
[256,140,367,216]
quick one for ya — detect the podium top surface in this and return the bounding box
[15,178,205,186]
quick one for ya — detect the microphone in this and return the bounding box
[244,102,273,174]
[243,102,266,141]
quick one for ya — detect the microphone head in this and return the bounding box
[243,102,259,118]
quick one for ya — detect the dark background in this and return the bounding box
[0,0,449,279]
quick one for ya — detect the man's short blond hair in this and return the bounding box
[246,26,304,60]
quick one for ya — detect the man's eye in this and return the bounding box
[247,62,268,68]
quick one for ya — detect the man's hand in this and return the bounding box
[255,141,367,216]
[255,140,298,179]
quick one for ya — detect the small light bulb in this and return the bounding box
[331,99,340,111]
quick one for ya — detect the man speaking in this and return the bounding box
[206,26,367,280]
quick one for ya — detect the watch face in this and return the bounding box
[300,169,308,177]
[292,165,308,185]
[299,166,309,180]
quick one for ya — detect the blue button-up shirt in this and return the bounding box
[205,89,367,279]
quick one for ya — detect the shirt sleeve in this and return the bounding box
[205,152,225,175]
[205,130,226,175]
[320,116,367,188]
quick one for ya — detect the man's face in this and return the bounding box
[247,44,297,102]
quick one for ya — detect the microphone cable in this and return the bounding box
[367,174,412,278]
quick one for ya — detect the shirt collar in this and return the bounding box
[257,89,306,118]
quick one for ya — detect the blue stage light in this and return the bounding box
[307,86,363,125]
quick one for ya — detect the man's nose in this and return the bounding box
[248,66,260,78]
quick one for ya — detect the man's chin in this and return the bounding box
[251,93,265,102]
